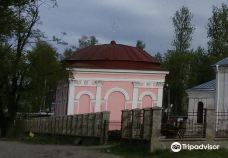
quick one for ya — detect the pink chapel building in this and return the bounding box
[54,41,168,124]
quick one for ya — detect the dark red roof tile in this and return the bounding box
[66,41,162,71]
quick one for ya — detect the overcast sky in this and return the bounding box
[39,0,227,55]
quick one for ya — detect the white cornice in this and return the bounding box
[67,68,169,75]
[70,78,165,83]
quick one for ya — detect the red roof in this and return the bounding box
[66,41,162,71]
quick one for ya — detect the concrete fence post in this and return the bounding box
[205,108,216,140]
[52,117,56,135]
[82,114,89,136]
[121,110,132,138]
[132,109,142,139]
[55,116,59,135]
[88,113,95,136]
[100,111,110,144]
[67,115,73,135]
[150,106,162,152]
[71,115,77,136]
[143,108,153,140]
[62,116,67,135]
[94,112,100,137]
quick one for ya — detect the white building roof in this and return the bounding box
[213,57,228,67]
[186,80,216,92]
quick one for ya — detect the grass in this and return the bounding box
[106,144,228,158]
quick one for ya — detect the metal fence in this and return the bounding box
[161,109,206,139]
[215,111,228,138]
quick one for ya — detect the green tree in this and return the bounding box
[172,6,194,53]
[63,35,98,59]
[163,51,191,114]
[187,47,215,88]
[154,52,163,63]
[136,40,146,50]
[78,35,98,50]
[0,0,18,41]
[208,3,228,58]
[26,41,66,112]
[0,0,57,133]
[63,48,74,59]
[163,6,194,114]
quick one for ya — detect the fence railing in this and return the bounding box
[161,110,207,139]
[24,112,110,144]
[215,111,228,138]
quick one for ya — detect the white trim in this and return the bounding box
[139,91,157,101]
[67,81,75,115]
[95,85,102,112]
[157,88,163,107]
[72,77,165,83]
[75,91,95,100]
[104,87,130,101]
[132,86,139,109]
[216,65,219,131]
[69,68,169,75]
[71,78,165,88]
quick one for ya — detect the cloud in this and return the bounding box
[38,0,228,54]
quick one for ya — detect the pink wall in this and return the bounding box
[107,91,125,121]
[69,80,160,118]
[55,71,167,125]
[78,94,90,114]
[142,95,153,108]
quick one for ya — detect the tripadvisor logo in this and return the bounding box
[171,142,181,152]
[171,142,220,152]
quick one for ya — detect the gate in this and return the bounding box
[161,109,207,139]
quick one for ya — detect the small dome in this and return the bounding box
[66,41,162,71]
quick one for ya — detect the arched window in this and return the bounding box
[197,102,204,124]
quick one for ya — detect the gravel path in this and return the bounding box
[0,141,121,158]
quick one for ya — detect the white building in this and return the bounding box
[187,57,228,113]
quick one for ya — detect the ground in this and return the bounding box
[0,141,120,158]
[2,140,228,158]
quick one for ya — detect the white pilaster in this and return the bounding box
[132,82,139,109]
[95,80,102,112]
[157,88,163,107]
[67,80,75,115]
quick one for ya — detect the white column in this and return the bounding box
[132,82,139,109]
[95,80,102,112]
[67,80,75,115]
[157,88,163,107]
